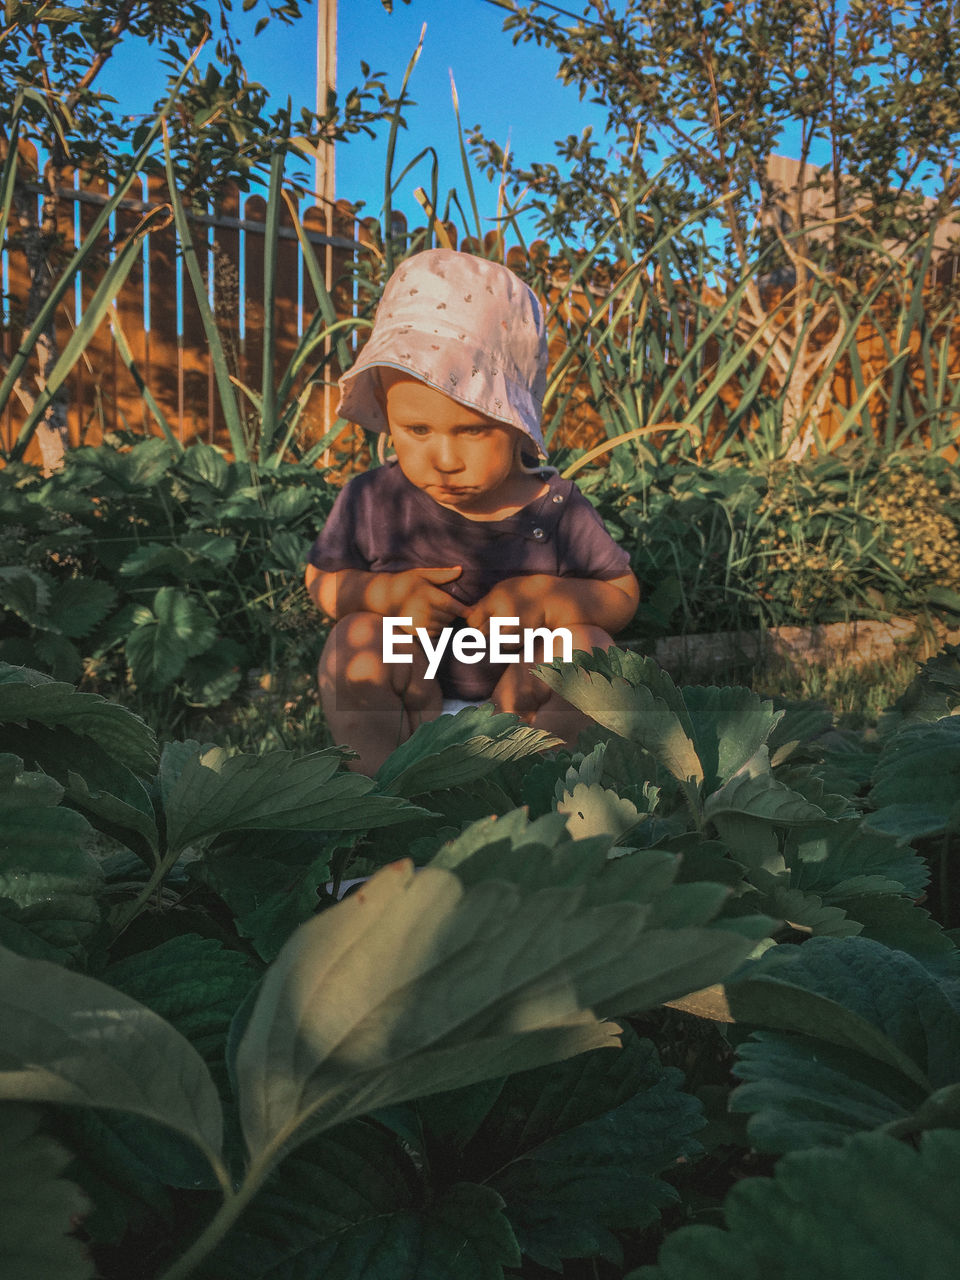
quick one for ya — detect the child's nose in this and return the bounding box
[431,438,464,473]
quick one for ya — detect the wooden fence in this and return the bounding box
[3,144,959,467]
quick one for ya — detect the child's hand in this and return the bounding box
[386,566,467,636]
[465,576,550,634]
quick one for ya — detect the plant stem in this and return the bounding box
[155,1171,264,1280]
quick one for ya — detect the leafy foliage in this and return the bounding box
[2,643,960,1277]
[631,1129,960,1280]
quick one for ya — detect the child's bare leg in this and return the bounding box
[317,612,442,774]
[491,625,614,750]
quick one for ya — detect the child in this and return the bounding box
[305,249,639,774]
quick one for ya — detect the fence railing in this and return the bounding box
[3,143,959,466]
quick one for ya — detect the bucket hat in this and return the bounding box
[337,248,549,457]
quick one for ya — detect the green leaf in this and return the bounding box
[838,895,960,979]
[767,698,834,767]
[104,934,259,1066]
[0,565,51,627]
[178,442,229,492]
[207,1126,518,1280]
[682,685,782,791]
[235,855,768,1173]
[630,1130,960,1280]
[789,818,929,900]
[866,718,960,842]
[0,756,103,964]
[125,587,218,690]
[119,535,237,582]
[755,880,860,938]
[0,1104,93,1280]
[189,830,335,962]
[163,745,423,854]
[0,664,157,774]
[0,946,225,1173]
[44,578,117,639]
[731,936,960,1085]
[557,781,644,840]
[180,643,244,707]
[0,716,160,862]
[536,663,703,790]
[448,1029,704,1269]
[375,705,559,797]
[705,748,829,827]
[32,632,84,682]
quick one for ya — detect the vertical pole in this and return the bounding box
[317,0,338,446]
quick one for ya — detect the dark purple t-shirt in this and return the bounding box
[308,460,631,697]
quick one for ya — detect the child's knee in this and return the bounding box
[318,612,391,690]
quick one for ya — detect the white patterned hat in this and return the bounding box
[337,248,549,457]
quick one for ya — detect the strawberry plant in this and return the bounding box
[2,644,960,1277]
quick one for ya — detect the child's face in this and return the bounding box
[382,371,525,514]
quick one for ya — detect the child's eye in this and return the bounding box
[460,426,487,437]
[401,424,430,436]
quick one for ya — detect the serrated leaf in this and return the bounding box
[447,1029,704,1269]
[705,748,829,827]
[789,818,929,900]
[767,697,834,767]
[190,832,335,962]
[866,717,960,841]
[0,565,51,627]
[755,879,860,938]
[235,857,768,1172]
[682,685,782,791]
[726,937,960,1094]
[0,720,159,863]
[0,665,157,774]
[374,705,559,797]
[179,442,229,492]
[32,632,83,681]
[536,665,703,789]
[631,1130,960,1280]
[119,535,237,582]
[45,578,117,639]
[87,437,173,490]
[0,756,103,964]
[0,1104,93,1280]
[211,1164,517,1280]
[0,946,224,1172]
[180,643,244,707]
[164,746,423,854]
[104,934,259,1064]
[558,782,643,840]
[126,587,218,690]
[836,895,960,979]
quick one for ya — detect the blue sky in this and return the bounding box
[98,0,614,241]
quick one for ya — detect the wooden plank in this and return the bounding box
[113,172,148,437]
[180,198,211,446]
[144,172,181,442]
[271,185,300,454]
[242,192,267,441]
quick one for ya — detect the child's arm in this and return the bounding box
[305,563,468,635]
[465,571,639,637]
